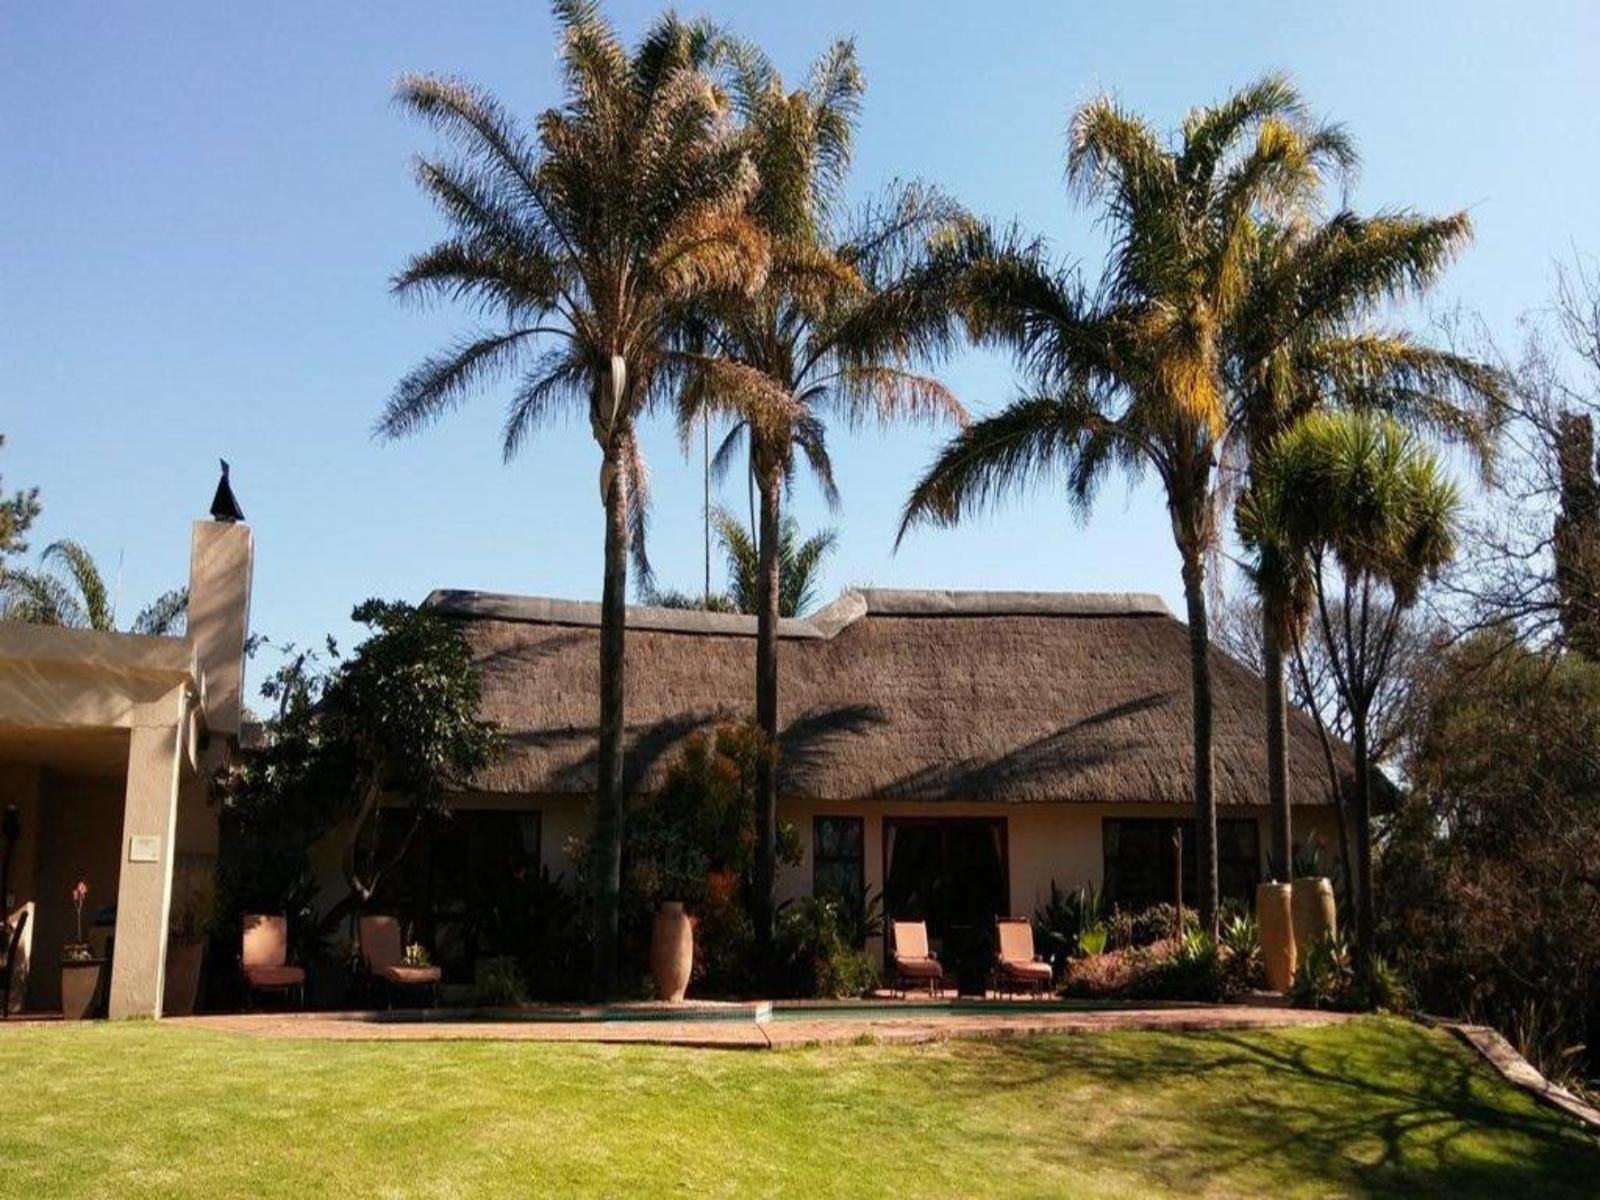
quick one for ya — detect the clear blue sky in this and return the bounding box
[4,2,1597,667]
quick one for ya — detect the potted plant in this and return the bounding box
[163,880,215,1016]
[61,879,105,1020]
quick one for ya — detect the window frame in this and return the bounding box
[811,815,866,909]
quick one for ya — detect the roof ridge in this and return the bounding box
[423,587,1172,639]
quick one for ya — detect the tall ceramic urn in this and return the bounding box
[1291,876,1337,956]
[650,902,693,1002]
[1255,882,1296,992]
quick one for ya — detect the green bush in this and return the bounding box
[1219,912,1264,995]
[773,896,880,998]
[474,957,528,1007]
[1106,902,1198,950]
[1063,929,1225,1003]
[1032,880,1104,974]
[1290,936,1355,1009]
[1290,935,1411,1014]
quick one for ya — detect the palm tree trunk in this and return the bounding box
[1262,609,1293,881]
[1180,553,1220,938]
[591,442,629,999]
[752,470,781,961]
[1351,712,1375,976]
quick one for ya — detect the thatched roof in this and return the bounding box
[427,588,1347,807]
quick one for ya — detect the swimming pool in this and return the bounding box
[365,998,1122,1026]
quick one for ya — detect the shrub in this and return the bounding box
[1219,912,1264,995]
[1162,930,1225,1002]
[1106,902,1197,950]
[1077,924,1108,957]
[474,958,527,1007]
[1063,930,1225,1003]
[468,864,587,1000]
[691,874,755,995]
[773,895,880,999]
[1032,880,1104,975]
[1290,935,1355,1010]
[1383,635,1600,1087]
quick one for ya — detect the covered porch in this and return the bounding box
[0,623,212,1018]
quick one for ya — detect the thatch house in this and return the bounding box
[410,587,1347,963]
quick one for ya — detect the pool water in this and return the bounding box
[368,999,1112,1026]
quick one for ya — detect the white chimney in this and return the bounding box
[187,516,253,738]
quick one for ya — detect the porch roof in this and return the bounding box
[0,623,205,749]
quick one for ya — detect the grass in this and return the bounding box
[1,1017,1593,1198]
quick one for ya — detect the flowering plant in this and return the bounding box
[64,878,94,961]
[402,942,431,968]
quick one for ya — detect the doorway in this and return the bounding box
[883,817,1008,992]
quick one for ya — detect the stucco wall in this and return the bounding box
[776,798,1348,957]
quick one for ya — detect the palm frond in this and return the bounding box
[378,328,543,441]
[821,365,967,431]
[41,539,112,631]
[898,391,1121,546]
[502,348,590,462]
[132,588,188,637]
[619,427,654,590]
[0,568,76,627]
[782,523,838,617]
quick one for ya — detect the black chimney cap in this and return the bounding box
[210,459,245,523]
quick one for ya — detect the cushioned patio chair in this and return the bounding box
[993,918,1054,997]
[358,915,440,1009]
[889,920,945,998]
[240,914,305,1009]
[2,903,32,1017]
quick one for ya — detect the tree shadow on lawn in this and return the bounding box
[910,1019,1599,1197]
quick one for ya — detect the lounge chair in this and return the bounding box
[240,914,305,1009]
[889,920,945,997]
[993,918,1053,997]
[358,915,440,1008]
[2,903,32,1017]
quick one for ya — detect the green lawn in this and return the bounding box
[0,1017,1592,1198]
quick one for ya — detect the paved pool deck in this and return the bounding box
[171,999,1353,1049]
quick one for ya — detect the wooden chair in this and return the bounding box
[240,914,305,1009]
[889,920,945,998]
[358,915,440,1009]
[993,918,1054,997]
[1,904,32,1018]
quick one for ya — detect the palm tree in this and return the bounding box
[901,76,1352,936]
[1224,211,1505,878]
[712,507,836,617]
[1,539,187,635]
[677,38,968,954]
[376,1,767,997]
[1240,410,1461,970]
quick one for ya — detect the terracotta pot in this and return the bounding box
[163,940,205,1016]
[650,902,693,1002]
[1291,876,1337,956]
[1256,882,1296,992]
[60,959,105,1020]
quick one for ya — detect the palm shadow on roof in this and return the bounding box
[874,691,1175,801]
[512,702,891,795]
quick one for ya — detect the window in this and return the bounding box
[1101,817,1260,910]
[813,816,865,913]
